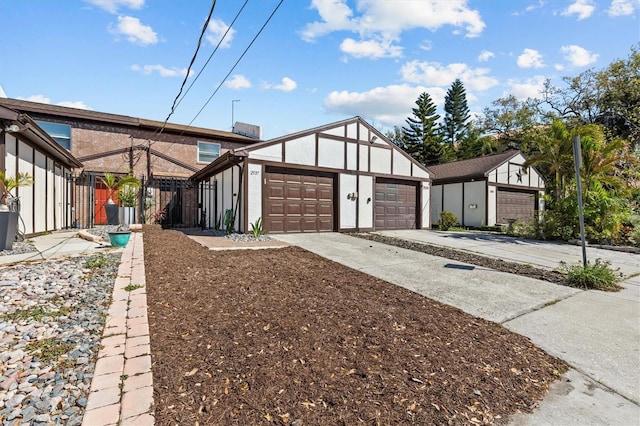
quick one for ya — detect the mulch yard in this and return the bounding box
[143,226,567,425]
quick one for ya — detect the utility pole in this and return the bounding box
[573,136,588,267]
[231,99,240,131]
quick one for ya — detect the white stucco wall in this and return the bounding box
[250,144,282,162]
[34,151,47,234]
[413,165,429,178]
[318,138,344,169]
[347,122,358,140]
[421,182,430,228]
[370,147,391,174]
[442,183,463,225]
[358,175,373,229]
[50,161,57,229]
[247,163,262,226]
[359,145,369,172]
[487,185,497,226]
[346,142,357,171]
[18,140,34,235]
[489,153,545,189]
[463,181,486,227]
[393,150,411,177]
[339,173,357,229]
[324,126,345,137]
[284,135,315,166]
[431,185,443,227]
[5,135,16,177]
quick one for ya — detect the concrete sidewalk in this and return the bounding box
[378,229,640,277]
[0,230,108,265]
[272,232,640,425]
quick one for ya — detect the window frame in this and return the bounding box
[197,141,221,164]
[36,121,72,151]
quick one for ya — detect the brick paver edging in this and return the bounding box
[82,232,154,426]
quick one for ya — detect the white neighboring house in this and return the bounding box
[0,105,82,235]
[190,117,432,233]
[428,151,545,227]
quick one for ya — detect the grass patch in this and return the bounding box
[25,338,75,363]
[84,253,112,269]
[2,305,70,322]
[559,259,622,290]
[124,284,143,292]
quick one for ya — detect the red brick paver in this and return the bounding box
[83,232,154,425]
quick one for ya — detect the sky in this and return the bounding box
[1,0,638,140]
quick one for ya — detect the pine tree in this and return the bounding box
[442,79,471,151]
[402,92,444,165]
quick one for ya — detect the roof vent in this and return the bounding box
[232,121,262,140]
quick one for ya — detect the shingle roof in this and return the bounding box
[426,151,520,182]
[0,98,259,144]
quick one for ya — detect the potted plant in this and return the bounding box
[0,171,34,250]
[100,173,140,225]
[118,184,139,225]
[108,225,131,247]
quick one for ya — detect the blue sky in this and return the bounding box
[1,0,638,140]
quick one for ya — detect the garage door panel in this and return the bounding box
[374,180,417,230]
[496,189,535,224]
[287,202,301,215]
[268,185,284,198]
[264,169,334,233]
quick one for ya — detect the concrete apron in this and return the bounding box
[271,232,640,425]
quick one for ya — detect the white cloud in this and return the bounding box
[608,0,638,16]
[419,40,433,51]
[301,0,485,59]
[57,101,91,109]
[340,37,402,59]
[131,64,192,77]
[324,84,446,127]
[110,16,157,45]
[20,95,51,104]
[561,45,599,67]
[517,48,545,68]
[206,18,235,49]
[562,0,596,20]
[224,75,251,90]
[18,95,90,109]
[504,76,546,100]
[400,60,499,91]
[84,0,144,14]
[478,50,495,62]
[271,77,298,92]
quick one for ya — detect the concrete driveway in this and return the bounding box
[271,231,640,425]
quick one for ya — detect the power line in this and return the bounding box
[174,0,249,113]
[149,0,285,174]
[187,0,285,127]
[159,0,217,135]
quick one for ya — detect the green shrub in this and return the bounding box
[224,209,234,234]
[437,211,458,231]
[559,259,622,290]
[250,217,263,238]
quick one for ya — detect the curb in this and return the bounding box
[82,232,154,426]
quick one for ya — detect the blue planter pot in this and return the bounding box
[108,231,131,247]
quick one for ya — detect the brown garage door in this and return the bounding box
[263,168,334,233]
[496,189,536,224]
[374,179,417,230]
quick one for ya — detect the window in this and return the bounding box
[36,121,72,150]
[197,141,221,163]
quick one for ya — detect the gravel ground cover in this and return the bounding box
[144,226,567,425]
[0,251,120,425]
